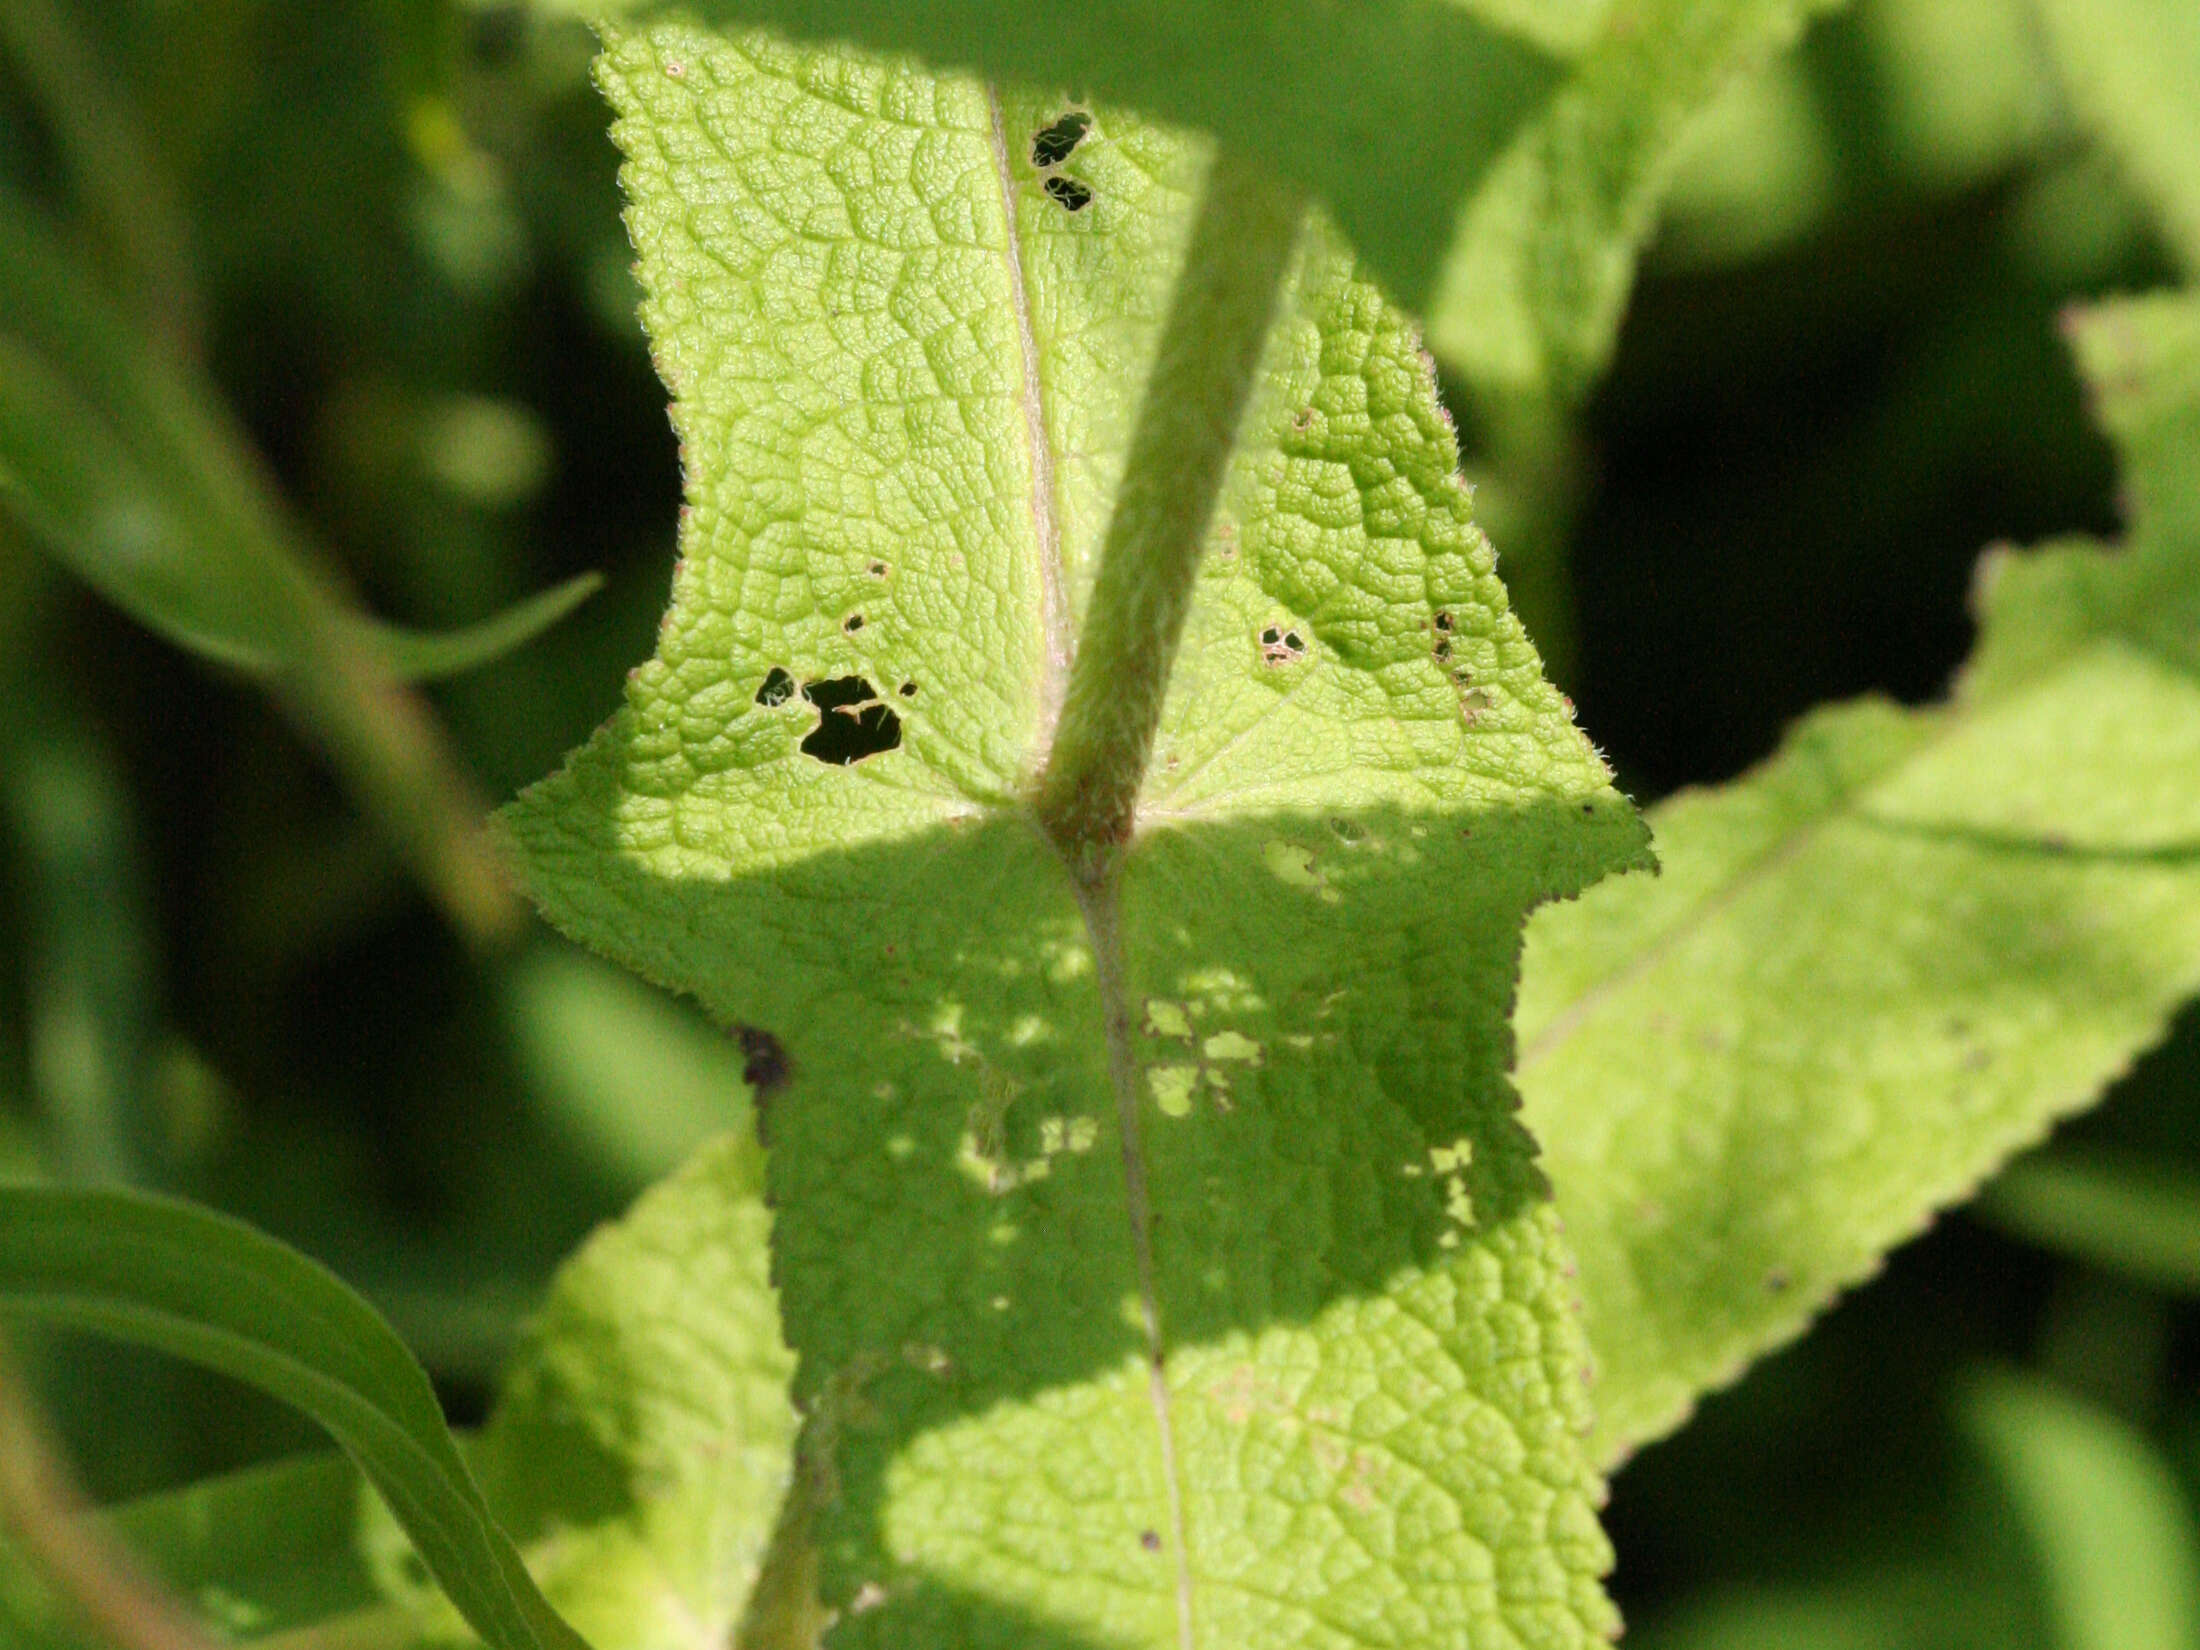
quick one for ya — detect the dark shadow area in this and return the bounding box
[518,768,1644,1639]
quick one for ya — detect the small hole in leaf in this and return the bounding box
[755,667,796,707]
[799,676,902,764]
[1434,638,1451,661]
[1291,407,1315,431]
[898,681,918,697]
[1044,176,1094,212]
[1434,611,1453,632]
[843,613,865,632]
[1260,625,1307,666]
[1139,1529,1163,1553]
[1031,110,1092,168]
[868,559,889,577]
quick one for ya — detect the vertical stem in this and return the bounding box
[1032,147,1304,878]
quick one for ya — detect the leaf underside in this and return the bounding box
[503,23,1647,1650]
[1519,290,2200,1464]
[531,0,1571,319]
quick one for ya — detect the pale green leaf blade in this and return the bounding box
[504,23,1646,1648]
[1979,1150,2200,1296]
[1518,289,2200,1464]
[1426,0,1847,400]
[1964,1372,2200,1650]
[535,0,1566,316]
[0,1185,593,1650]
[461,1136,795,1650]
[2034,0,2200,276]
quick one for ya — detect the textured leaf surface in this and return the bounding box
[0,1185,591,1650]
[534,0,1567,318]
[504,24,1646,1649]
[1425,0,1846,400]
[2035,0,2200,276]
[1518,291,2200,1463]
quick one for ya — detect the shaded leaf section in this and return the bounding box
[457,1136,796,1650]
[0,1184,591,1650]
[1518,290,2200,1462]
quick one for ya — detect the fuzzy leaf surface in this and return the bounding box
[533,0,1569,317]
[503,24,1647,1650]
[1518,291,2200,1462]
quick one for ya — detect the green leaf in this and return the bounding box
[1964,1372,2200,1650]
[453,1135,796,1650]
[2034,0,2200,277]
[1980,1149,2200,1297]
[0,1184,593,1650]
[1518,289,2200,1464]
[533,0,1570,316]
[110,1453,385,1640]
[504,23,1647,1648]
[1426,0,1848,401]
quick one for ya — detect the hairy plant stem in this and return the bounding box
[1031,144,1305,879]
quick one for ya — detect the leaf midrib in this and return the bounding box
[986,85,1197,1647]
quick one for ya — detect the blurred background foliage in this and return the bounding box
[0,0,2194,1646]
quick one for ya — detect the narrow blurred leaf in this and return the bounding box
[1965,1371,2200,1650]
[0,1185,593,1650]
[0,199,522,939]
[0,0,204,355]
[1520,289,2200,1462]
[535,0,1566,315]
[374,574,604,683]
[2034,0,2200,276]
[500,946,757,1191]
[1981,1151,2200,1296]
[0,673,159,1186]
